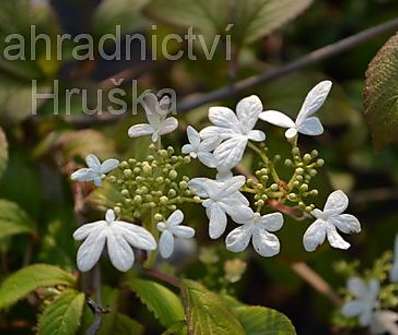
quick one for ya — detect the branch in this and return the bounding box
[66,17,398,127]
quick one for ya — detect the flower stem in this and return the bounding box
[248,142,280,183]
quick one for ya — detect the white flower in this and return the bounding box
[71,154,119,186]
[128,93,178,142]
[390,234,398,282]
[73,209,156,272]
[188,175,252,239]
[226,211,283,257]
[370,310,398,335]
[303,190,361,252]
[341,277,380,327]
[259,81,332,139]
[200,95,265,171]
[157,210,195,258]
[181,126,218,168]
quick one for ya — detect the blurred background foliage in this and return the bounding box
[0,0,398,334]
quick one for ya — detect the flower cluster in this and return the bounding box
[70,81,361,273]
[337,235,398,334]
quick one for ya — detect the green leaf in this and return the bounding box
[0,264,76,309]
[0,127,8,179]
[233,306,297,335]
[181,279,245,335]
[364,32,398,149]
[145,0,313,45]
[114,313,145,335]
[93,0,150,37]
[38,289,85,335]
[126,278,185,328]
[0,199,36,240]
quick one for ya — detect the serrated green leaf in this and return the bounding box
[0,199,36,240]
[182,279,245,335]
[0,264,76,309]
[145,0,312,45]
[126,278,184,329]
[38,289,85,335]
[114,313,145,335]
[0,127,8,179]
[233,306,297,335]
[364,32,398,149]
[93,0,149,37]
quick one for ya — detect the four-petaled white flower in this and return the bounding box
[259,81,332,139]
[73,209,157,272]
[303,190,361,252]
[71,154,119,186]
[341,277,380,327]
[200,95,265,171]
[181,126,218,168]
[390,234,398,282]
[157,210,195,258]
[188,175,252,239]
[226,211,284,257]
[128,93,178,142]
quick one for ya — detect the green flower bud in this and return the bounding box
[309,169,318,176]
[133,167,141,174]
[114,206,121,214]
[257,199,265,207]
[134,195,142,204]
[156,176,164,184]
[149,144,156,151]
[159,149,168,157]
[305,206,312,213]
[123,169,133,177]
[120,161,129,169]
[288,193,297,201]
[133,210,141,218]
[169,170,178,179]
[311,149,319,158]
[128,158,136,165]
[154,213,163,221]
[167,146,174,155]
[168,189,177,197]
[316,159,325,167]
[160,196,169,205]
[293,180,300,187]
[147,155,154,162]
[108,175,117,183]
[274,154,281,162]
[261,194,269,201]
[292,147,300,155]
[193,196,201,203]
[284,159,293,167]
[303,154,312,163]
[270,183,278,191]
[310,189,319,196]
[169,204,177,211]
[179,181,188,190]
[299,184,308,192]
[142,163,152,175]
[298,201,305,209]
[295,167,304,175]
[183,156,191,164]
[171,156,178,163]
[121,189,129,196]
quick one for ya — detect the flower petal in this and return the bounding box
[347,277,367,297]
[118,223,157,250]
[252,229,280,257]
[199,136,221,152]
[85,154,101,170]
[225,224,252,253]
[329,214,361,234]
[167,209,184,226]
[296,81,332,124]
[188,178,212,198]
[182,144,194,154]
[171,225,195,239]
[248,130,266,142]
[223,203,253,223]
[326,224,350,250]
[73,221,106,241]
[297,116,324,136]
[285,128,298,139]
[107,226,135,272]
[341,301,364,318]
[128,124,154,138]
[206,203,227,239]
[323,190,349,215]
[259,213,284,232]
[159,230,174,258]
[71,168,96,182]
[214,136,248,170]
[208,106,240,132]
[303,219,327,252]
[391,264,398,283]
[200,126,235,141]
[259,110,295,128]
[159,117,178,136]
[219,175,246,196]
[76,226,107,272]
[186,126,200,147]
[236,95,263,132]
[359,307,373,327]
[101,159,119,174]
[197,152,218,168]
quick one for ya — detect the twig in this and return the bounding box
[144,268,181,288]
[291,262,341,305]
[85,298,110,335]
[66,17,398,127]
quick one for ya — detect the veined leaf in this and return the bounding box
[0,264,76,309]
[181,279,245,335]
[114,313,145,335]
[0,127,8,179]
[126,278,184,329]
[364,32,398,149]
[145,0,313,45]
[234,306,297,335]
[38,289,85,335]
[0,199,36,240]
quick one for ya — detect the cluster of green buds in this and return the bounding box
[106,144,200,226]
[245,143,325,214]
